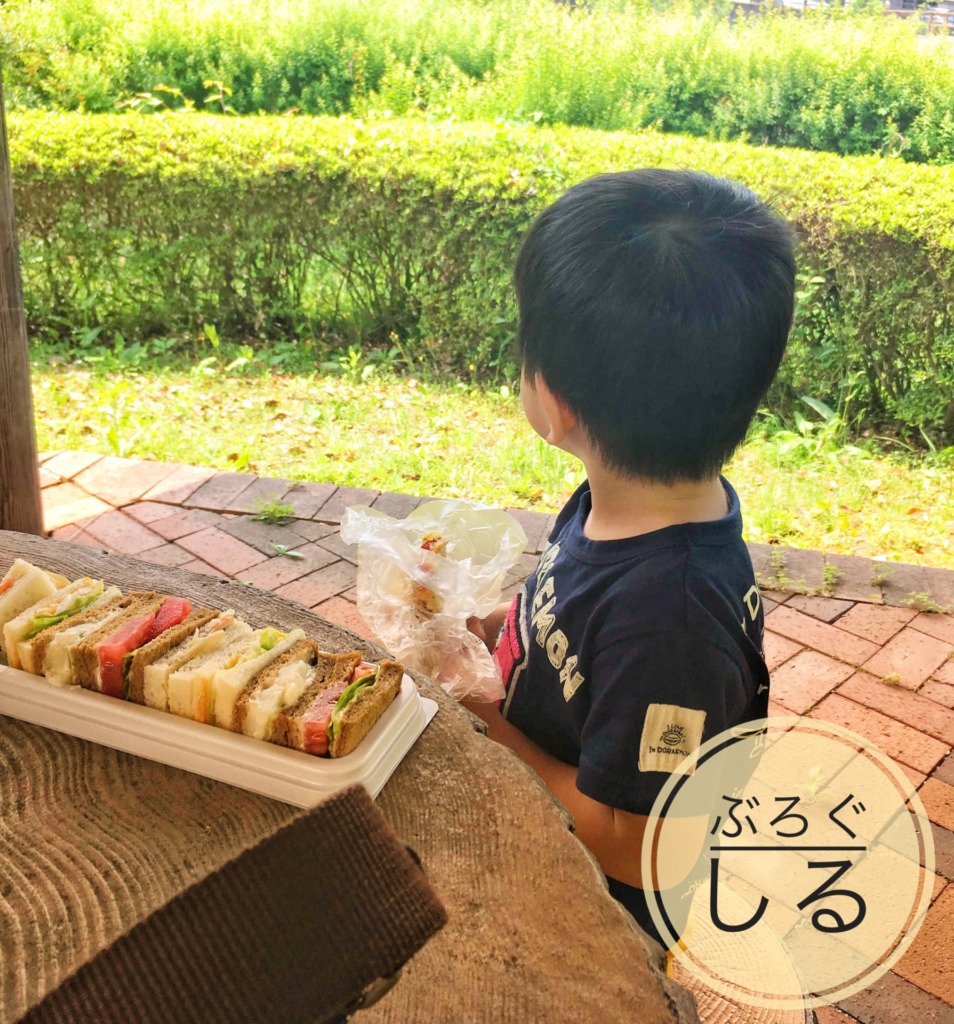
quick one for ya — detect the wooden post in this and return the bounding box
[0,80,43,535]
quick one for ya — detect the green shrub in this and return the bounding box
[6,0,954,164]
[10,111,954,437]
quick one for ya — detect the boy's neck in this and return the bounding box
[582,460,729,542]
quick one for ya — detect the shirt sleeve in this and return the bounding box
[576,631,747,816]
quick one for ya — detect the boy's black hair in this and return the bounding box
[514,169,796,483]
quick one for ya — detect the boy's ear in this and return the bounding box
[535,377,578,446]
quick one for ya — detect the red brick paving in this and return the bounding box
[835,604,918,646]
[139,463,217,505]
[770,649,855,714]
[79,510,166,556]
[766,605,880,665]
[312,595,377,642]
[934,825,954,882]
[911,613,954,646]
[121,500,180,525]
[72,456,179,508]
[920,779,954,833]
[149,508,224,542]
[893,883,954,1006]
[837,968,953,1024]
[42,451,103,480]
[812,693,949,774]
[815,1007,859,1024]
[186,471,260,513]
[837,672,954,746]
[281,481,337,519]
[923,679,954,708]
[236,544,338,591]
[861,628,953,690]
[273,560,357,608]
[30,451,954,1016]
[175,527,268,574]
[763,630,803,672]
[41,482,112,532]
[785,594,854,622]
[370,491,422,519]
[309,486,379,523]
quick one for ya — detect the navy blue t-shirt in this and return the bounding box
[494,478,769,940]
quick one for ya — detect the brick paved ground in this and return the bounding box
[35,452,954,1022]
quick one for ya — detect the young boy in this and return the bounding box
[465,169,796,944]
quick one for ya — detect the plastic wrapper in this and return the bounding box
[340,500,528,700]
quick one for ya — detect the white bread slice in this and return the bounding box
[233,638,319,738]
[167,623,255,723]
[3,578,110,670]
[142,612,248,712]
[212,628,306,730]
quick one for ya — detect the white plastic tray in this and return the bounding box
[0,665,438,806]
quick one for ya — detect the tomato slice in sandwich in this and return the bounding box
[98,613,158,698]
[146,597,192,642]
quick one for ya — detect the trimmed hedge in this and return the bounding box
[7,0,954,165]
[10,111,954,436]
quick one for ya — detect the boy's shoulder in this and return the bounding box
[536,478,759,649]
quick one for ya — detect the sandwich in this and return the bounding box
[69,592,191,699]
[272,653,403,757]
[3,577,115,671]
[165,625,305,725]
[232,637,320,739]
[409,532,448,615]
[133,610,248,712]
[165,620,256,722]
[124,604,220,704]
[3,560,407,760]
[0,560,70,662]
[24,590,126,682]
[211,627,307,730]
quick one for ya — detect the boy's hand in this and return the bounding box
[466,600,513,653]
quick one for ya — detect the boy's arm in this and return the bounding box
[463,699,648,888]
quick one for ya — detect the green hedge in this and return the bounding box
[6,0,954,165]
[10,111,954,437]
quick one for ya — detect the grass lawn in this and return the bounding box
[30,357,954,569]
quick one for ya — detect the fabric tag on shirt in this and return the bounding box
[638,703,706,775]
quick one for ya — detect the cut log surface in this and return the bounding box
[0,531,696,1024]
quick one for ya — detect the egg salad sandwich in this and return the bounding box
[3,577,117,671]
[166,626,305,725]
[230,636,319,739]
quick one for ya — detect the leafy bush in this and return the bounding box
[10,111,954,438]
[6,0,954,163]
